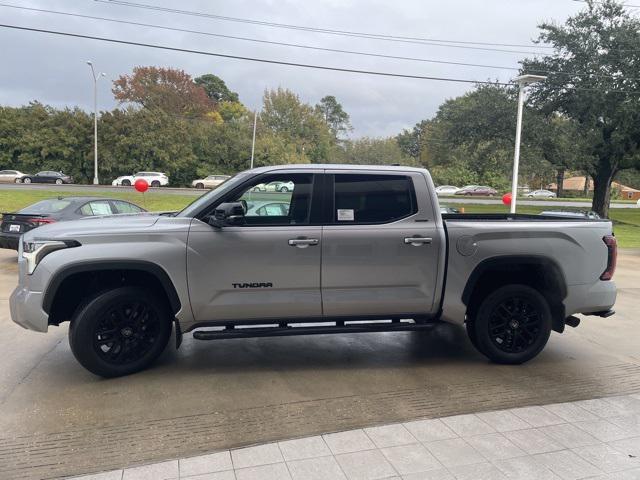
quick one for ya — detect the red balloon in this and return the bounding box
[134,179,149,193]
[502,193,512,206]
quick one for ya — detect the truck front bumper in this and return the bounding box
[10,286,49,332]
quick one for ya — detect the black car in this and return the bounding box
[21,171,73,185]
[0,197,146,250]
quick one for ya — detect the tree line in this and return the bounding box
[0,0,639,216]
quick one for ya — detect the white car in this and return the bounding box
[191,175,231,189]
[435,185,460,196]
[112,172,169,187]
[0,170,28,183]
[251,181,295,193]
[525,189,557,199]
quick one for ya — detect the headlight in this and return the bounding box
[22,240,80,275]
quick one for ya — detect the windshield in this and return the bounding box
[178,173,249,217]
[18,199,72,214]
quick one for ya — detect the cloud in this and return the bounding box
[0,0,579,137]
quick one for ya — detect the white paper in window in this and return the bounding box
[337,209,354,221]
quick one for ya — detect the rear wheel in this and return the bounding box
[195,182,204,189]
[69,286,172,377]
[279,186,289,193]
[470,284,552,365]
[122,179,131,186]
[14,178,22,184]
[151,180,161,187]
[23,177,31,184]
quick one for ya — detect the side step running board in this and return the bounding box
[192,319,436,340]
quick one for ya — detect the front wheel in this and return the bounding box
[470,284,552,365]
[55,179,63,185]
[23,177,32,184]
[14,178,22,184]
[151,180,161,187]
[121,179,131,186]
[69,286,172,377]
[195,183,204,189]
[279,186,289,193]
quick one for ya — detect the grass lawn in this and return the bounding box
[1,189,638,248]
[0,190,198,214]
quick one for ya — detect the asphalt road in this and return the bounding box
[0,249,639,479]
[0,182,636,208]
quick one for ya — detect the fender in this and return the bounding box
[42,260,181,314]
[461,254,568,306]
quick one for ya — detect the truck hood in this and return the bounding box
[23,214,161,241]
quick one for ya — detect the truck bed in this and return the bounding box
[442,213,609,222]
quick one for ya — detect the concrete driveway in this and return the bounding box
[0,249,639,479]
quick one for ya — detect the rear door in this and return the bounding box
[187,170,323,322]
[321,171,442,317]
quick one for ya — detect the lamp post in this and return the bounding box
[510,74,547,213]
[87,61,106,185]
[250,110,258,169]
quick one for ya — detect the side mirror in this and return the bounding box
[208,201,246,228]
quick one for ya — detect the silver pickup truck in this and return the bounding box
[10,165,617,377]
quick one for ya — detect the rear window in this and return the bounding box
[333,174,416,224]
[19,199,72,214]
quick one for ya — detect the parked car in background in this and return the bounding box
[21,171,73,185]
[526,189,557,199]
[439,205,460,214]
[455,185,498,196]
[191,175,231,189]
[0,197,146,250]
[251,180,295,193]
[245,200,290,217]
[0,170,28,183]
[112,172,169,187]
[435,185,460,196]
[540,210,601,219]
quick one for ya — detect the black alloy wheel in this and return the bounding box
[470,284,552,364]
[69,286,171,377]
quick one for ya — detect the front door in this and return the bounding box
[321,171,442,317]
[187,172,323,322]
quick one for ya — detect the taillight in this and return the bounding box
[33,218,56,226]
[600,235,617,281]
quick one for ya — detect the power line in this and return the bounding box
[1,23,638,94]
[0,23,513,86]
[0,3,634,82]
[95,0,549,55]
[572,0,640,7]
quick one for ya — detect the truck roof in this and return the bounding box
[248,164,428,174]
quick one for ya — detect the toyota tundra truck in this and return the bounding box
[9,165,617,377]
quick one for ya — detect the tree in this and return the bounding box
[396,120,432,166]
[194,74,240,103]
[113,67,214,117]
[522,0,640,216]
[331,137,416,166]
[261,88,333,162]
[315,95,351,139]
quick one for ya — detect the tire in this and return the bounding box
[470,284,552,365]
[279,186,289,193]
[151,180,160,187]
[69,286,172,377]
[14,178,22,184]
[23,177,31,184]
[55,179,63,185]
[122,179,131,186]
[195,183,204,189]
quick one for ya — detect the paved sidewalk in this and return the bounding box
[69,395,640,480]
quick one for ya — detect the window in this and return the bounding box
[232,174,313,226]
[333,174,416,224]
[112,201,144,214]
[19,199,71,214]
[80,201,115,216]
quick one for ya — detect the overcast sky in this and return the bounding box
[0,0,583,137]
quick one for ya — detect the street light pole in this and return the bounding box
[250,110,258,169]
[510,74,547,213]
[87,61,105,185]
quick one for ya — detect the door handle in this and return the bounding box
[404,236,433,246]
[288,238,319,247]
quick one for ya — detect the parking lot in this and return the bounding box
[1,248,639,479]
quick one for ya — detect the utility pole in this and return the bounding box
[510,74,547,213]
[87,61,105,185]
[250,110,258,169]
